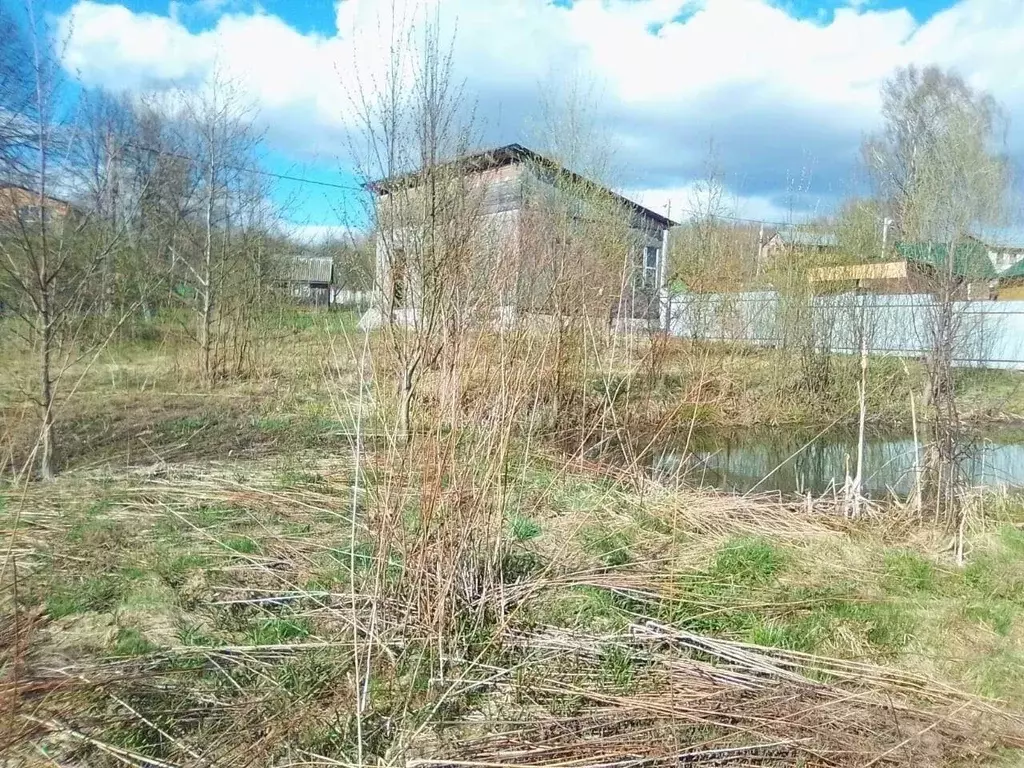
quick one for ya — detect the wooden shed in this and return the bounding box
[281,255,335,308]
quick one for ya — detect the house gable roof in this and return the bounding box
[370,143,677,228]
[1000,259,1024,279]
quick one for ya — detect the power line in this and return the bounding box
[127,141,819,225]
[127,141,366,193]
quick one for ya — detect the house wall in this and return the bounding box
[997,282,1024,301]
[372,166,525,317]
[517,163,667,320]
[371,160,668,323]
[0,186,73,228]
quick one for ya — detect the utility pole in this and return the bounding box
[660,201,672,333]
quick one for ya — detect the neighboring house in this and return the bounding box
[366,143,675,328]
[967,233,1024,275]
[280,255,335,308]
[808,240,996,299]
[995,258,1024,300]
[0,183,77,231]
[759,225,838,267]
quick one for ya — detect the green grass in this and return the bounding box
[710,537,788,586]
[111,627,158,656]
[46,575,127,618]
[882,550,940,595]
[246,617,312,645]
[746,617,822,652]
[508,514,542,542]
[970,648,1024,704]
[275,468,328,489]
[66,514,123,544]
[158,415,214,438]
[533,586,630,632]
[156,552,211,586]
[828,600,917,652]
[965,601,1017,636]
[598,645,637,691]
[223,535,261,555]
[193,505,238,528]
[9,396,1024,768]
[177,623,217,647]
[581,526,632,567]
[119,577,177,612]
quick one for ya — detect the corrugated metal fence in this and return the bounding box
[331,289,370,308]
[668,291,1024,370]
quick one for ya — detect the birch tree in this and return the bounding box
[170,76,268,381]
[356,14,483,439]
[864,65,1008,526]
[0,9,142,478]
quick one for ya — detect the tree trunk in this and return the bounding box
[201,158,215,383]
[38,284,55,480]
[398,365,414,444]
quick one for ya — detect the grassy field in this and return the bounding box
[4,311,1024,766]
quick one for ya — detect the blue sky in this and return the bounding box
[40,0,1024,240]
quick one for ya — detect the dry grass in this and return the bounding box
[3,311,1024,766]
[2,448,1023,766]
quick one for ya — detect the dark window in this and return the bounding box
[639,246,659,288]
[391,251,406,308]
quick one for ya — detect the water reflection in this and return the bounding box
[608,428,1024,497]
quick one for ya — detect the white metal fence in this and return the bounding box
[668,291,1024,370]
[331,289,370,308]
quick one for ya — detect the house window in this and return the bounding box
[391,251,406,309]
[16,205,47,224]
[639,246,659,289]
[15,205,54,226]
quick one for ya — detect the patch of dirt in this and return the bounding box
[36,612,118,663]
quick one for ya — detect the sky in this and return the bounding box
[38,0,1024,241]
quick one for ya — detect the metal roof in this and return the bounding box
[776,226,838,248]
[282,255,334,284]
[970,228,1024,252]
[1000,260,1024,279]
[369,143,677,228]
[894,241,996,279]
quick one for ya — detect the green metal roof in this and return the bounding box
[999,258,1024,279]
[894,240,996,279]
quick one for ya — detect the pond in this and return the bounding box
[590,426,1024,497]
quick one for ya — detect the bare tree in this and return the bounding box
[0,2,34,181]
[0,7,144,478]
[164,75,270,381]
[355,12,483,439]
[72,90,150,316]
[522,73,645,432]
[865,65,1009,528]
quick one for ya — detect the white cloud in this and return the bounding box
[284,222,359,245]
[56,0,1024,223]
[629,184,808,225]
